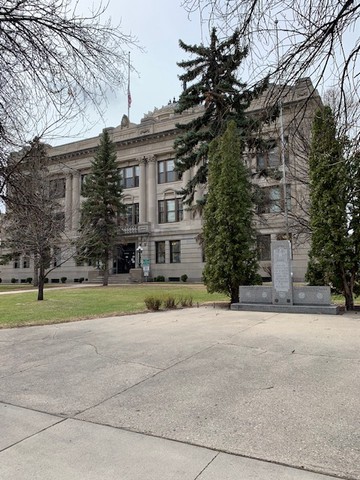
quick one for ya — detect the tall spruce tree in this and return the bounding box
[203,121,259,303]
[174,28,269,206]
[306,106,357,310]
[77,129,124,286]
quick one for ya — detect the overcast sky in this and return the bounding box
[54,0,202,144]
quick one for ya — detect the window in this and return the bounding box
[22,255,30,269]
[13,256,20,269]
[256,138,288,170]
[158,198,183,223]
[54,212,65,230]
[258,185,291,214]
[49,178,66,198]
[170,240,181,263]
[257,235,271,261]
[156,241,166,264]
[120,165,139,188]
[53,247,61,267]
[158,159,179,184]
[125,204,139,225]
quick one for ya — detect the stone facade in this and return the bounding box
[0,78,321,284]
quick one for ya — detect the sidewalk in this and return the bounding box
[0,307,359,479]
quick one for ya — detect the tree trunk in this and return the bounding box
[101,253,110,286]
[230,285,239,303]
[33,263,39,287]
[342,268,354,310]
[37,265,45,301]
[102,263,109,286]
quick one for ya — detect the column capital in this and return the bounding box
[138,156,147,165]
[147,155,157,164]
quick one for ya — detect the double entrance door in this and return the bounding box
[113,243,136,274]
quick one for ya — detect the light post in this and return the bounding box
[136,245,143,268]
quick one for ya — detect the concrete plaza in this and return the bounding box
[0,307,359,479]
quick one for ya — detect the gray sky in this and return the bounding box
[58,0,202,143]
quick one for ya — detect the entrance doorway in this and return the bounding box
[113,243,136,274]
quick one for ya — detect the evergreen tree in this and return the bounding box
[174,28,269,205]
[203,121,259,303]
[77,129,124,286]
[306,106,358,310]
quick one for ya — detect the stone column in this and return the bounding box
[72,172,80,231]
[65,173,72,231]
[147,155,157,226]
[139,156,147,223]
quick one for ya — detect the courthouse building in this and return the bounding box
[0,78,321,284]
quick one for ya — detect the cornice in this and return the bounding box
[48,127,178,163]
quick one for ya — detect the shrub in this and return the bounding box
[11,278,17,283]
[144,296,162,311]
[163,295,177,309]
[26,277,32,284]
[61,277,67,284]
[180,274,188,283]
[44,277,49,283]
[79,277,84,284]
[178,295,193,307]
[0,278,2,283]
[155,275,165,282]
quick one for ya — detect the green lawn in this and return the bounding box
[0,284,228,328]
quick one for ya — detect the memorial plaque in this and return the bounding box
[271,240,293,305]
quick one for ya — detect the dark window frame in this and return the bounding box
[158,198,183,223]
[124,203,139,225]
[158,159,179,184]
[170,240,181,264]
[49,178,66,198]
[257,234,271,261]
[156,241,166,264]
[258,185,291,214]
[256,138,288,170]
[120,165,139,189]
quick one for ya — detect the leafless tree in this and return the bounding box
[181,0,359,142]
[1,139,74,300]
[0,0,137,198]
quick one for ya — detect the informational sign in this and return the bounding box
[143,258,150,266]
[143,265,150,277]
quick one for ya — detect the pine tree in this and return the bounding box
[77,129,124,286]
[306,106,357,309]
[203,121,259,303]
[174,28,269,205]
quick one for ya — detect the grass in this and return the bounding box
[0,284,228,329]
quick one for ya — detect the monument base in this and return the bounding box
[232,285,341,315]
[231,302,340,315]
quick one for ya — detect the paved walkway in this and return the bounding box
[0,307,359,479]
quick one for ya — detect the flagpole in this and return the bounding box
[127,51,131,121]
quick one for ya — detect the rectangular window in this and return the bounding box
[14,256,20,269]
[257,235,271,261]
[49,178,66,198]
[256,138,288,170]
[53,247,61,267]
[125,203,139,225]
[156,241,166,264]
[54,212,65,230]
[22,255,30,269]
[258,185,291,214]
[120,165,139,189]
[170,240,181,263]
[158,198,183,223]
[158,159,179,184]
